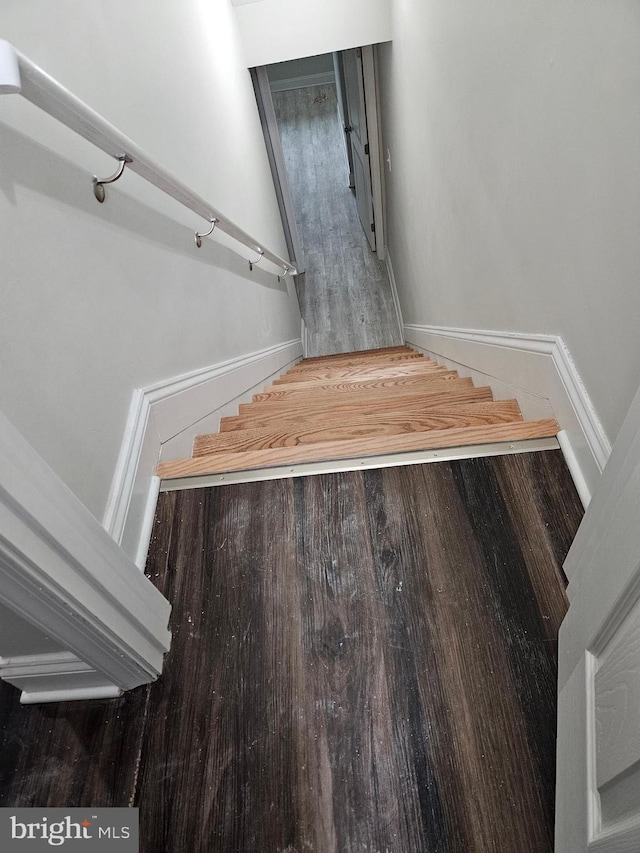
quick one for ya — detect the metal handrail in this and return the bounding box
[0,40,298,277]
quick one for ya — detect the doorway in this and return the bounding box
[253,47,402,357]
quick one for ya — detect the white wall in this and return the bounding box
[377,0,640,444]
[233,0,392,67]
[0,0,301,522]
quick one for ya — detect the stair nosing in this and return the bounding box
[159,419,560,479]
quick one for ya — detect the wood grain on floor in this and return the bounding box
[191,401,524,455]
[272,84,402,356]
[0,451,583,852]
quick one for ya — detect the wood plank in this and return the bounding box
[157,419,559,479]
[282,354,437,373]
[0,453,584,850]
[0,680,149,807]
[222,384,488,432]
[298,345,416,364]
[287,352,424,372]
[274,361,452,384]
[193,401,524,456]
[254,370,459,401]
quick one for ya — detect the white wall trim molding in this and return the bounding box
[362,45,386,263]
[0,652,122,704]
[268,72,335,92]
[404,324,611,505]
[384,253,404,343]
[104,339,303,567]
[0,410,172,703]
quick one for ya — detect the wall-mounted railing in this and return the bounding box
[0,40,297,278]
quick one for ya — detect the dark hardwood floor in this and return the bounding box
[0,450,583,852]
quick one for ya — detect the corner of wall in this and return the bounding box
[384,252,404,343]
[104,339,303,568]
[402,322,610,507]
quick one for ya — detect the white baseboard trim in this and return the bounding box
[404,324,610,506]
[384,253,404,343]
[269,72,335,92]
[104,339,303,567]
[0,652,122,704]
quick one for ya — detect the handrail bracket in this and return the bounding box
[93,155,132,203]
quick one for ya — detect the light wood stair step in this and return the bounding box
[158,419,560,480]
[254,371,461,402]
[296,345,417,364]
[273,360,448,384]
[289,348,422,370]
[286,352,422,375]
[193,401,524,455]
[221,385,492,432]
[287,352,424,373]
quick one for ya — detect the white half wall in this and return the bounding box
[377,0,640,449]
[403,318,610,507]
[105,339,303,569]
[232,0,392,67]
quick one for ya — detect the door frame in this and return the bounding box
[333,51,355,188]
[251,66,305,274]
[556,379,640,849]
[361,44,386,263]
[337,45,386,262]
[253,45,387,266]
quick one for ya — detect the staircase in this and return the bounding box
[157,346,559,480]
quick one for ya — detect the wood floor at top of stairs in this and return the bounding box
[221,386,493,432]
[193,401,524,456]
[158,419,560,480]
[273,361,448,384]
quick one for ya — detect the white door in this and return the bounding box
[342,47,376,252]
[556,382,640,851]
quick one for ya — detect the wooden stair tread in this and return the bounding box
[290,352,424,371]
[287,352,424,373]
[296,346,416,364]
[159,419,560,480]
[193,401,524,455]
[274,361,446,384]
[222,385,492,432]
[257,370,456,398]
